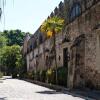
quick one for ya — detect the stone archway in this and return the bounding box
[68,34,85,89]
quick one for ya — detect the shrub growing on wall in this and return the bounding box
[29,67,68,87]
[57,67,68,87]
[46,68,56,84]
[40,70,46,82]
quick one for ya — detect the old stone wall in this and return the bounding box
[24,0,100,89]
[84,3,100,89]
[64,1,100,89]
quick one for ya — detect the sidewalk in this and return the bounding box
[70,89,100,100]
[24,79,100,100]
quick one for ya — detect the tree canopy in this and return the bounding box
[41,16,64,37]
[0,45,22,75]
[0,29,28,77]
[1,30,27,46]
[0,35,7,48]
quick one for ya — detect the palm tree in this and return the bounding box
[41,16,64,84]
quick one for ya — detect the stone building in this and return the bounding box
[22,0,100,89]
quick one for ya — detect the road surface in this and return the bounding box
[0,78,88,100]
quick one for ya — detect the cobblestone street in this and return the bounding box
[0,79,87,100]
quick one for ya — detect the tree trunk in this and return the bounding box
[53,29,58,84]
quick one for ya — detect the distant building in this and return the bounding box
[22,0,100,89]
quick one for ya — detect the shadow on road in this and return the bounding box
[36,90,61,94]
[36,90,91,100]
[0,97,6,100]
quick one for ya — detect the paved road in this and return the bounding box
[0,79,87,100]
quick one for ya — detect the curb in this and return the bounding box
[24,79,95,100]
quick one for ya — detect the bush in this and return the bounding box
[34,67,68,87]
[46,68,52,83]
[27,72,33,79]
[46,68,56,84]
[19,72,27,79]
[50,69,56,84]
[12,73,17,78]
[0,72,3,78]
[45,67,68,86]
[40,70,46,82]
[26,70,35,79]
[85,79,95,90]
[35,70,40,81]
[57,67,67,87]
[32,70,35,79]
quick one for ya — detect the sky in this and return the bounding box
[0,0,63,34]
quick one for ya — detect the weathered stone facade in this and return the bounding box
[22,0,100,89]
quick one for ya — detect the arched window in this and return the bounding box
[39,35,43,44]
[34,40,37,48]
[30,43,32,51]
[69,3,81,21]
